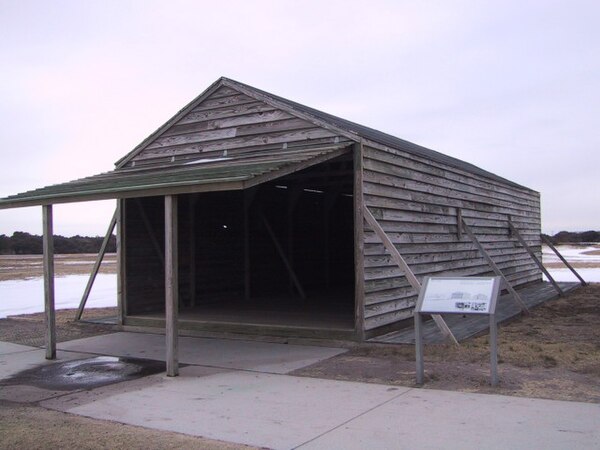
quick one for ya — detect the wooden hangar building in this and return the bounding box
[0,77,545,363]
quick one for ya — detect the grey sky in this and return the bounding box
[1,0,598,236]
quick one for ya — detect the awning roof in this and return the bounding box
[0,145,350,209]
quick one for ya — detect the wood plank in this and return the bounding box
[461,218,529,312]
[363,206,457,344]
[76,208,118,320]
[364,178,539,219]
[191,93,256,112]
[189,197,197,306]
[165,195,179,377]
[116,199,126,324]
[135,198,165,267]
[135,128,338,160]
[178,102,276,125]
[363,147,539,207]
[508,221,562,295]
[260,213,306,299]
[354,142,366,340]
[361,144,539,200]
[43,204,56,360]
[541,235,587,286]
[162,110,295,137]
[363,168,539,217]
[147,118,312,150]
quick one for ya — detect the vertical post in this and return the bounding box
[353,142,366,341]
[116,199,126,325]
[415,311,424,385]
[490,312,498,386]
[165,195,179,377]
[189,197,197,307]
[42,205,56,360]
[243,191,251,301]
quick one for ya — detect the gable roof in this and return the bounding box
[115,77,529,190]
[0,77,533,209]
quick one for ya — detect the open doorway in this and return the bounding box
[124,153,355,336]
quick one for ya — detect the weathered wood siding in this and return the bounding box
[362,145,541,333]
[126,86,348,167]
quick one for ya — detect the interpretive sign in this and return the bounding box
[415,276,502,386]
[416,276,501,315]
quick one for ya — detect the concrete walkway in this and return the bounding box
[2,334,599,449]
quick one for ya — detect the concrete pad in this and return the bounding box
[0,341,38,355]
[57,332,346,373]
[0,349,92,402]
[0,349,90,380]
[43,367,409,450]
[300,388,600,450]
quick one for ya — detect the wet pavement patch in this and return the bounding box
[0,356,166,391]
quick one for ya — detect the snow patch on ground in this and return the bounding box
[0,274,117,319]
[544,268,600,283]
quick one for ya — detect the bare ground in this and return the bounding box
[0,400,256,450]
[293,284,600,403]
[0,254,116,282]
[1,253,599,447]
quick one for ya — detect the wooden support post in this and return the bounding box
[461,218,529,313]
[287,187,302,294]
[243,188,257,301]
[76,208,118,320]
[456,208,463,240]
[260,213,306,299]
[135,198,165,267]
[323,191,338,289]
[165,195,179,377]
[189,197,197,307]
[363,206,458,345]
[42,205,56,360]
[508,220,563,296]
[353,142,366,341]
[116,199,126,325]
[541,235,587,286]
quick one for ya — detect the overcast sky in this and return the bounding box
[0,0,598,236]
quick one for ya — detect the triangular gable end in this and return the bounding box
[117,78,355,169]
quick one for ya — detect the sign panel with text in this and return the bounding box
[416,276,501,315]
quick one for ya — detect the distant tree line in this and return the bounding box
[542,230,600,244]
[0,232,116,255]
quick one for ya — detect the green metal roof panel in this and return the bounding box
[0,146,349,209]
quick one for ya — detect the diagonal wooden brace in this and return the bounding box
[461,218,529,313]
[363,207,458,345]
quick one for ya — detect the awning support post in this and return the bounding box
[165,195,179,377]
[42,204,56,360]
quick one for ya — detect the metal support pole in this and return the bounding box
[415,312,424,385]
[490,312,498,386]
